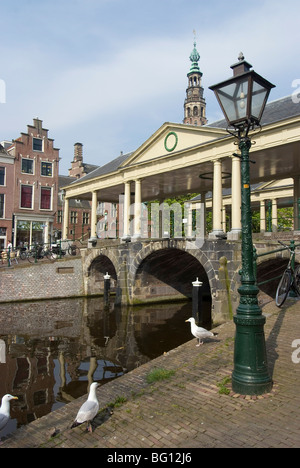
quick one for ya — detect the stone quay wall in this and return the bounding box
[0,258,84,303]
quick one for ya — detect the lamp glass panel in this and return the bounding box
[251,80,268,120]
[217,76,249,123]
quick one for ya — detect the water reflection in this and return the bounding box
[0,297,209,439]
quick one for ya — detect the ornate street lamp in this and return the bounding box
[209,54,275,395]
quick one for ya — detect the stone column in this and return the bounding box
[122,181,131,241]
[272,199,278,232]
[228,156,242,240]
[186,203,193,238]
[260,200,266,233]
[62,198,69,240]
[210,159,224,238]
[133,179,142,240]
[90,191,98,240]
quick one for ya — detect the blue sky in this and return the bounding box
[1,0,299,175]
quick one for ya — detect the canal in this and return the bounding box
[0,296,211,439]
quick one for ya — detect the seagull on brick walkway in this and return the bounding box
[71,382,99,433]
[185,317,218,346]
[0,394,18,433]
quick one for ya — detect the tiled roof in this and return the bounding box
[207,95,300,129]
[64,95,300,188]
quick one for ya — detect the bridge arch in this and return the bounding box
[83,249,118,296]
[130,242,213,324]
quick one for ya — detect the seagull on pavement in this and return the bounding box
[71,382,100,433]
[185,317,218,346]
[0,394,18,433]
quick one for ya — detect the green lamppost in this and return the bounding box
[209,54,275,395]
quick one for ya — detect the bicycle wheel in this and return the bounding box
[276,270,292,307]
[293,265,300,296]
[27,250,36,263]
[45,249,55,261]
[68,244,79,256]
[19,251,27,261]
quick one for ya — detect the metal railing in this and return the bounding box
[0,240,82,267]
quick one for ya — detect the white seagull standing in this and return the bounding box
[185,317,218,346]
[71,382,99,433]
[0,394,18,433]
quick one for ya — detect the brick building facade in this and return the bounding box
[7,118,60,248]
[0,118,60,249]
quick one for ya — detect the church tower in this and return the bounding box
[183,42,207,126]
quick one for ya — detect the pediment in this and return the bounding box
[120,123,227,168]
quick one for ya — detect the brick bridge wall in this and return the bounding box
[82,239,243,324]
[0,257,84,303]
[1,239,288,325]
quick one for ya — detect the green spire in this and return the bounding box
[189,42,201,74]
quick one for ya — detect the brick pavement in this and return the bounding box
[1,296,300,448]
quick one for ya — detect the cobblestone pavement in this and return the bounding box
[1,296,300,449]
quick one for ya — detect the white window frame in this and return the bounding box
[33,137,44,152]
[40,161,53,178]
[20,184,34,210]
[21,157,35,175]
[40,186,52,211]
[0,167,5,186]
[0,194,4,218]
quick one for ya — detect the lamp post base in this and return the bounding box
[232,312,273,395]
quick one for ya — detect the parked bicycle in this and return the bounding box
[19,246,37,263]
[275,241,300,307]
[19,243,55,262]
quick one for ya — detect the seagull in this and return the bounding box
[185,317,218,346]
[0,394,18,433]
[71,382,99,433]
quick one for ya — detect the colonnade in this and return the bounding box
[62,161,300,242]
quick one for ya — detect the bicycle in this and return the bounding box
[275,241,300,307]
[67,242,81,256]
[19,247,37,263]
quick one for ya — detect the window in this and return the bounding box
[21,185,33,209]
[40,187,51,210]
[57,211,63,224]
[111,203,117,218]
[21,158,34,175]
[0,167,5,185]
[41,162,52,177]
[83,212,89,224]
[70,211,78,224]
[33,138,43,152]
[0,194,4,218]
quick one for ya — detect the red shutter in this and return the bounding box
[41,187,51,210]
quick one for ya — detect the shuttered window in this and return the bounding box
[21,185,33,209]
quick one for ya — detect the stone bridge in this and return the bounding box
[81,238,243,325]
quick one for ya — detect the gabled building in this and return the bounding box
[3,118,60,247]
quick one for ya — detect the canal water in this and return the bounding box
[0,297,211,439]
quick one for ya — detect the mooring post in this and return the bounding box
[192,278,203,325]
[104,272,111,307]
